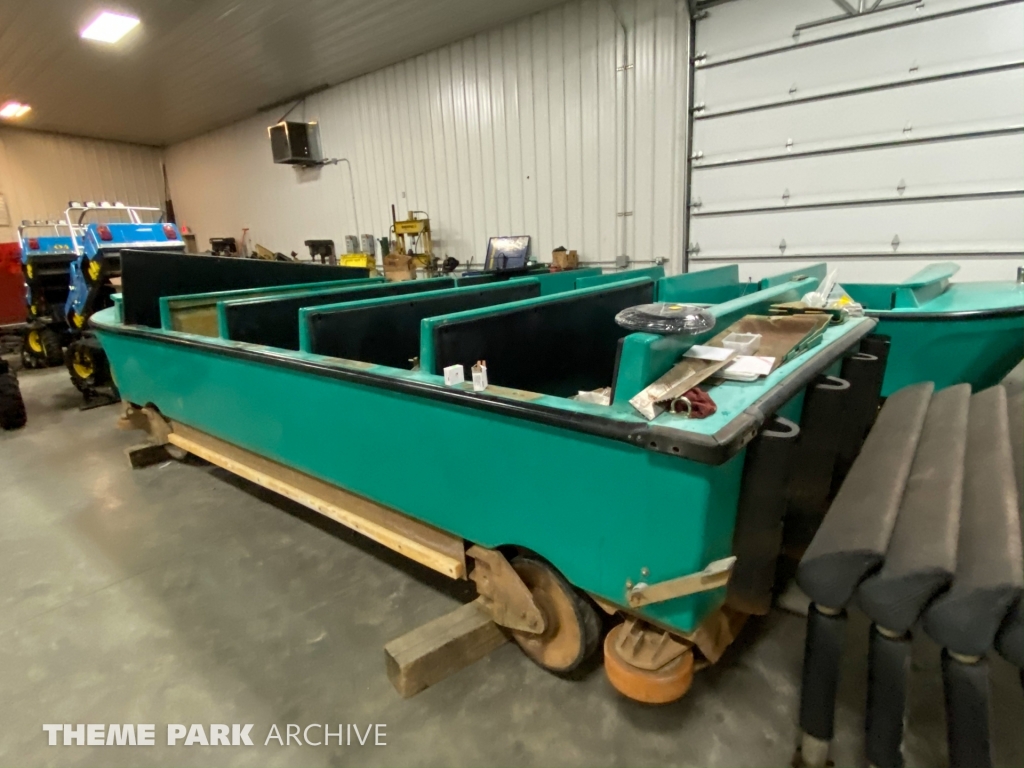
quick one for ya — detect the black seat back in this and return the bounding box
[306,282,540,368]
[225,278,454,350]
[431,279,655,397]
[120,249,369,328]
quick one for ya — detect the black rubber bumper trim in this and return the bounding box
[867,306,1024,321]
[96,317,875,466]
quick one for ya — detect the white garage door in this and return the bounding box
[686,0,1024,283]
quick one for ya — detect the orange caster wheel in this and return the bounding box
[603,620,694,704]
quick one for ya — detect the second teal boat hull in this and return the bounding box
[871,310,1024,396]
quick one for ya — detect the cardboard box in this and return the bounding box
[552,247,578,270]
[383,253,415,282]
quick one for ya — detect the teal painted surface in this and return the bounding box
[758,262,1024,394]
[657,265,737,299]
[759,263,827,289]
[875,313,1024,395]
[666,284,749,305]
[614,333,685,406]
[899,262,960,288]
[612,277,821,403]
[576,266,665,291]
[531,267,601,295]
[849,279,1024,394]
[892,263,960,309]
[452,268,600,296]
[158,277,383,330]
[884,281,1024,315]
[843,283,894,310]
[94,307,744,633]
[418,278,654,376]
[658,265,757,305]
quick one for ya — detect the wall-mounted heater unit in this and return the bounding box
[268,121,322,166]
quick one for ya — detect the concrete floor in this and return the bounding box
[1,365,1021,768]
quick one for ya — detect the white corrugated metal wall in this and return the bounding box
[687,0,1024,283]
[0,128,165,239]
[164,0,691,273]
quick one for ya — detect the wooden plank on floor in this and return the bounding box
[384,599,508,698]
[167,422,466,580]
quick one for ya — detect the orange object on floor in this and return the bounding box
[603,622,695,704]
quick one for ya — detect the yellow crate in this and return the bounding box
[340,253,376,270]
[393,220,428,235]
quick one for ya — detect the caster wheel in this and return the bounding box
[508,555,601,674]
[603,622,694,704]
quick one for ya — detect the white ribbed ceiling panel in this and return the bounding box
[0,127,164,239]
[687,0,1024,283]
[164,0,692,272]
[0,0,569,145]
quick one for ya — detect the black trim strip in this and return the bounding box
[867,306,1024,321]
[96,317,875,466]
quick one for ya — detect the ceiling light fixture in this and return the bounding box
[0,102,31,119]
[81,11,140,43]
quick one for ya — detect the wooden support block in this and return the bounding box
[125,443,171,469]
[384,599,508,698]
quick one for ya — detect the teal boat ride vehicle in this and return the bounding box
[657,262,1024,396]
[96,251,892,703]
[842,262,1024,395]
[17,219,79,368]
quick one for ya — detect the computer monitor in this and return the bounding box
[484,235,530,272]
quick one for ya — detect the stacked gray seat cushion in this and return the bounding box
[923,386,1023,658]
[798,383,934,610]
[995,364,1023,667]
[857,385,969,634]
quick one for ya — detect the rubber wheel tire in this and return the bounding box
[39,328,64,367]
[66,343,110,393]
[20,343,41,370]
[603,623,694,704]
[508,555,601,675]
[0,370,27,430]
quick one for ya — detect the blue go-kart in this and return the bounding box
[18,220,79,369]
[62,201,184,400]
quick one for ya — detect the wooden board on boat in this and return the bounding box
[167,422,467,579]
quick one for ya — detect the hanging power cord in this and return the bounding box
[319,158,360,239]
